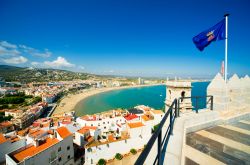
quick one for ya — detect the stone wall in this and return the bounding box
[207,73,250,111]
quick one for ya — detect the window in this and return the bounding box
[91,124,93,126]
[67,146,70,150]
[103,122,105,124]
[104,126,106,129]
[67,155,70,160]
[58,147,61,152]
[58,157,61,162]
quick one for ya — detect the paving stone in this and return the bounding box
[186,133,248,165]
[206,126,250,145]
[185,157,199,165]
[231,122,250,131]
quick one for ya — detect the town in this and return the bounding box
[0,66,164,165]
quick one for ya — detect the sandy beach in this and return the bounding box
[52,84,162,116]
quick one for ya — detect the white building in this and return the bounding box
[5,110,23,119]
[138,77,144,85]
[76,114,126,134]
[42,94,56,103]
[79,107,163,164]
[0,133,26,164]
[84,120,153,164]
[6,127,74,165]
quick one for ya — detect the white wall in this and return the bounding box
[76,116,126,132]
[208,73,250,111]
[85,135,151,164]
[6,136,74,165]
[0,139,26,163]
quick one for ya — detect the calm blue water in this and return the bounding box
[75,82,210,116]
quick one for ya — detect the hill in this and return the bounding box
[0,65,95,83]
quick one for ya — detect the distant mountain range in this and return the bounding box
[0,65,97,83]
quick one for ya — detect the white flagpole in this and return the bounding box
[224,14,229,82]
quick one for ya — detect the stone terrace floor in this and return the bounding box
[185,118,250,165]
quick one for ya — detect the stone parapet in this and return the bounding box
[207,73,250,111]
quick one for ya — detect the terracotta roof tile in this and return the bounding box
[0,133,7,144]
[56,126,72,139]
[124,114,138,121]
[29,130,46,139]
[0,121,13,127]
[13,137,59,162]
[82,126,97,130]
[108,135,115,142]
[77,128,90,134]
[128,122,144,128]
[141,115,150,121]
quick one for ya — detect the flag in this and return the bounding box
[193,18,226,51]
[221,60,224,77]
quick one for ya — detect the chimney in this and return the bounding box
[34,139,39,147]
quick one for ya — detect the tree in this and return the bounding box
[115,153,123,160]
[32,97,42,104]
[130,148,137,155]
[97,159,106,165]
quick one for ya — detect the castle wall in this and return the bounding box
[207,73,250,111]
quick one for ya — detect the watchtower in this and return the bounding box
[165,79,192,112]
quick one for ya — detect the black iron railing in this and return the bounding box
[135,99,178,165]
[177,95,213,114]
[135,95,214,165]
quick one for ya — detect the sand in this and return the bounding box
[52,84,161,116]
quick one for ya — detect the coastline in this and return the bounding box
[52,84,162,116]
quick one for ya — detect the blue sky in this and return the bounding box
[0,0,249,78]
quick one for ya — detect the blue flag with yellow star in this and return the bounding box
[193,18,226,51]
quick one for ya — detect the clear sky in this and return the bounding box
[0,0,249,78]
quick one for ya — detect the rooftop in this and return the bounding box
[124,114,138,121]
[128,108,144,114]
[77,128,89,134]
[77,126,97,134]
[85,131,130,148]
[141,115,152,121]
[0,133,7,144]
[166,80,192,88]
[80,115,97,121]
[56,126,72,139]
[0,121,13,128]
[12,137,59,163]
[128,122,145,128]
[151,110,164,115]
[29,129,47,139]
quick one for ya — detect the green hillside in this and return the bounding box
[0,65,94,83]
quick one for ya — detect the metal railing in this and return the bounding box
[135,99,178,165]
[177,95,213,115]
[135,95,213,165]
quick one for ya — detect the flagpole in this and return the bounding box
[224,14,229,82]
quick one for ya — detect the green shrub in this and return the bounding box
[153,124,160,132]
[97,158,106,165]
[115,153,123,160]
[130,148,137,155]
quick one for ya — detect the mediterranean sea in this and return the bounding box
[75,82,210,116]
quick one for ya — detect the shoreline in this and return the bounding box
[52,84,163,116]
